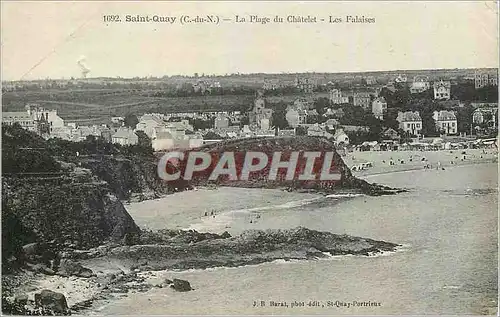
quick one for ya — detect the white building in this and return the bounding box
[26,104,65,133]
[433,81,451,100]
[433,110,457,135]
[371,97,387,120]
[2,111,36,131]
[136,114,165,138]
[333,128,349,146]
[394,74,408,83]
[285,108,300,128]
[410,76,430,94]
[397,111,422,136]
[214,115,229,129]
[329,89,349,104]
[112,127,138,145]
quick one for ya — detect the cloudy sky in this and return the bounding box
[1,1,498,80]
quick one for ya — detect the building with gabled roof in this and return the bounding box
[397,111,422,136]
[433,80,451,100]
[433,110,457,135]
[112,127,138,146]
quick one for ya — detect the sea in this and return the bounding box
[93,163,498,315]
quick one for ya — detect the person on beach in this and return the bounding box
[437,161,442,170]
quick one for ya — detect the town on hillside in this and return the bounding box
[2,69,498,153]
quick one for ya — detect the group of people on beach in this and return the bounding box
[204,209,218,218]
[203,209,262,224]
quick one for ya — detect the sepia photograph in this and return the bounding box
[1,1,498,315]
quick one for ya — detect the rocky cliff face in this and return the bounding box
[2,176,140,250]
[79,155,172,200]
[1,126,142,271]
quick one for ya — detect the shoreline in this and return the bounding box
[4,157,497,315]
[6,226,402,315]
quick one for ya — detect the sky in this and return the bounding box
[1,1,499,80]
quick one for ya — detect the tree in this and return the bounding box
[314,97,330,116]
[295,126,307,136]
[124,114,139,129]
[455,104,474,135]
[136,130,152,149]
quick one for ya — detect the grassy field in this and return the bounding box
[2,89,330,124]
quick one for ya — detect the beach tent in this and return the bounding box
[432,138,444,145]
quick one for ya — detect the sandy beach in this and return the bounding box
[343,148,498,177]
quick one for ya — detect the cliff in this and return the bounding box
[166,136,403,195]
[1,126,141,271]
[78,155,173,200]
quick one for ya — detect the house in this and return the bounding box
[333,128,349,146]
[433,110,457,135]
[474,72,490,89]
[111,117,124,125]
[214,115,229,129]
[263,79,282,90]
[49,126,73,140]
[136,114,165,138]
[292,97,313,110]
[325,118,340,130]
[490,75,498,86]
[112,127,138,145]
[329,89,349,104]
[278,129,296,137]
[394,74,408,83]
[323,108,345,118]
[26,104,65,133]
[433,80,451,100]
[364,76,376,85]
[381,128,400,140]
[215,126,241,138]
[397,111,422,136]
[2,111,36,131]
[473,107,498,128]
[285,108,300,127]
[295,77,314,93]
[353,92,371,109]
[307,124,332,138]
[410,76,430,94]
[371,97,387,120]
[475,72,498,89]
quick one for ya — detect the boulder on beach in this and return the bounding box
[57,259,94,278]
[34,289,69,314]
[26,263,55,275]
[170,278,192,292]
[164,278,173,285]
[14,294,28,306]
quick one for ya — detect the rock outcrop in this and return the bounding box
[57,259,94,278]
[170,279,193,292]
[34,290,70,315]
[92,227,399,271]
[164,136,404,195]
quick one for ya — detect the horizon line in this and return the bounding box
[2,66,499,82]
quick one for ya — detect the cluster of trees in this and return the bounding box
[2,124,61,174]
[2,124,157,176]
[451,83,498,102]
